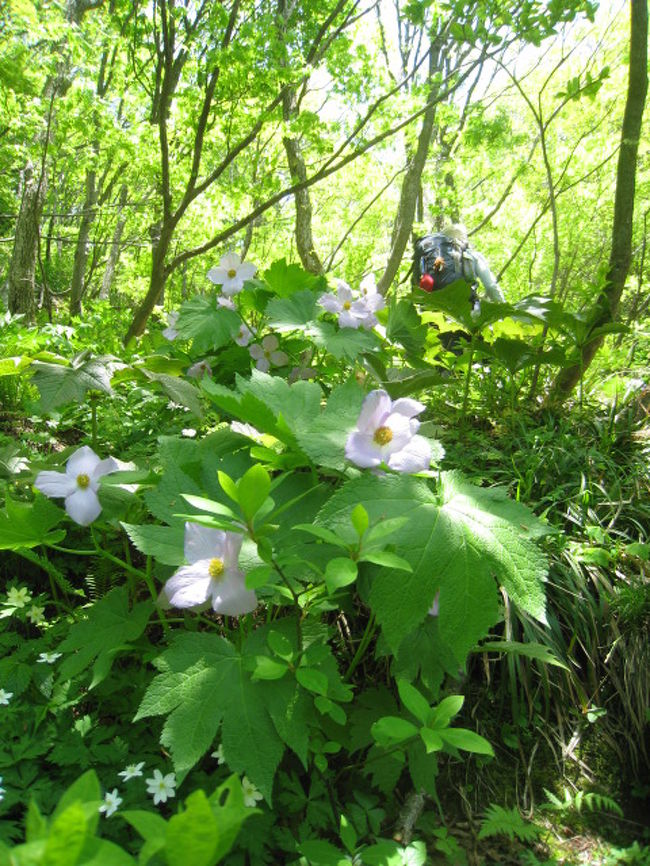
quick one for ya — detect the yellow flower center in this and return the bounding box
[373,426,393,446]
[209,557,225,580]
[77,473,90,489]
[227,268,237,278]
[343,301,351,310]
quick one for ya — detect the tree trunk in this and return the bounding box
[377,44,440,295]
[546,0,648,403]
[124,223,172,343]
[99,184,128,300]
[282,89,324,275]
[8,162,47,321]
[69,167,97,317]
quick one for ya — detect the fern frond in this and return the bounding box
[478,805,540,842]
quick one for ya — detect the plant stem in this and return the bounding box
[344,612,377,681]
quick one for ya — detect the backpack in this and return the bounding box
[413,232,472,293]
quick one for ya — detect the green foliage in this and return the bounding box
[478,804,540,842]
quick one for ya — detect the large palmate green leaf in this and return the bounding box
[175,296,240,353]
[265,290,319,330]
[135,624,313,802]
[30,353,124,411]
[262,259,327,298]
[58,587,153,684]
[316,472,548,664]
[139,370,203,417]
[0,496,65,550]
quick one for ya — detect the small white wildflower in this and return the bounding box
[118,762,145,781]
[0,777,5,802]
[162,311,179,340]
[241,776,263,808]
[98,788,122,818]
[6,587,31,608]
[187,360,212,379]
[207,252,257,297]
[181,428,197,438]
[34,446,120,526]
[27,605,45,625]
[37,652,62,664]
[0,690,13,705]
[146,769,176,805]
[211,745,225,765]
[248,334,288,373]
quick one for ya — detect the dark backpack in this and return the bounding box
[413,232,470,293]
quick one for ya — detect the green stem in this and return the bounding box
[344,612,377,681]
[461,338,476,422]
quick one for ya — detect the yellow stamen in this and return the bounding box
[343,301,351,310]
[77,473,90,489]
[209,557,225,580]
[227,268,237,278]
[373,426,393,446]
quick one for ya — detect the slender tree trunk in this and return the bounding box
[99,184,128,300]
[125,223,173,343]
[377,44,440,295]
[546,0,648,404]
[69,166,97,317]
[8,162,46,321]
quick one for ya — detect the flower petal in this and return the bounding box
[220,252,241,271]
[66,446,101,478]
[162,562,212,608]
[255,357,270,373]
[222,278,244,296]
[387,435,432,473]
[261,334,278,352]
[345,432,382,468]
[249,344,264,360]
[319,293,340,313]
[209,572,257,616]
[222,532,243,567]
[184,523,225,563]
[237,261,257,281]
[391,398,426,419]
[207,267,228,285]
[356,390,391,434]
[34,470,77,499]
[64,488,102,525]
[92,457,120,480]
[269,351,288,367]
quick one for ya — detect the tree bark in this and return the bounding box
[8,162,46,321]
[99,184,128,300]
[546,0,648,403]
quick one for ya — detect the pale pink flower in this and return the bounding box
[34,446,119,526]
[217,295,236,310]
[160,523,257,617]
[249,335,288,372]
[207,252,257,296]
[162,311,179,340]
[187,360,212,379]
[235,323,254,347]
[345,390,431,473]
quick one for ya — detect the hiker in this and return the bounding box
[414,223,505,305]
[412,223,505,354]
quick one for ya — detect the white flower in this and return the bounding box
[319,279,380,329]
[160,523,257,617]
[118,762,145,781]
[187,360,212,379]
[345,390,431,473]
[207,252,257,296]
[217,295,236,310]
[358,274,386,317]
[99,788,122,818]
[34,446,119,526]
[37,652,62,664]
[249,335,288,373]
[146,769,176,805]
[0,690,13,705]
[234,323,254,347]
[0,777,4,802]
[241,776,263,808]
[230,422,264,443]
[429,591,440,617]
[6,587,31,608]
[162,311,179,340]
[27,605,45,625]
[181,428,197,438]
[211,745,225,765]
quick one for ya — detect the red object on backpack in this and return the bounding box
[419,273,434,293]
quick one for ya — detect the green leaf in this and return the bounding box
[386,298,428,355]
[0,496,65,550]
[350,504,369,537]
[140,370,203,418]
[476,641,569,669]
[165,790,219,866]
[121,522,185,566]
[251,656,289,681]
[419,728,443,753]
[43,803,87,866]
[119,810,167,841]
[296,667,329,696]
[218,471,239,503]
[74,838,135,866]
[298,839,349,866]
[266,290,319,329]
[135,633,285,802]
[181,495,239,520]
[263,259,326,298]
[397,680,431,725]
[371,716,419,747]
[429,695,464,728]
[358,551,412,571]
[31,353,123,411]
[293,524,349,548]
[58,587,152,683]
[439,728,493,756]
[175,296,240,353]
[237,464,271,522]
[324,558,358,594]
[208,775,255,862]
